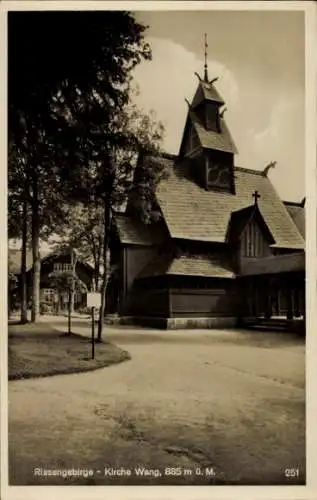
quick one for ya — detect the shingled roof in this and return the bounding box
[191,80,225,108]
[155,158,304,250]
[138,253,235,279]
[240,252,305,276]
[284,201,305,238]
[190,111,238,154]
[8,248,94,275]
[114,214,167,246]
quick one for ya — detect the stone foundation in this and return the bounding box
[166,316,237,330]
[105,315,238,330]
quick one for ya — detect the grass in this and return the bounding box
[8,322,131,381]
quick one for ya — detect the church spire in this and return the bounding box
[204,33,208,82]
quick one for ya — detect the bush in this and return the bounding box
[40,303,54,315]
[76,306,90,315]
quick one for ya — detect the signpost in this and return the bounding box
[87,293,101,360]
[91,306,95,359]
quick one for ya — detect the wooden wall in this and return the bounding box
[120,245,159,313]
[169,280,238,318]
[131,288,169,317]
[239,218,271,259]
[131,275,238,319]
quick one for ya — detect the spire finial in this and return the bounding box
[204,33,208,82]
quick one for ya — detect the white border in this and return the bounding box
[1,2,316,500]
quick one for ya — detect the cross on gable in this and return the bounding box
[252,190,261,206]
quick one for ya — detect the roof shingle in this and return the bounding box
[114,214,166,246]
[284,202,305,238]
[191,80,225,107]
[240,252,305,276]
[155,159,305,250]
[138,254,235,279]
[190,111,238,154]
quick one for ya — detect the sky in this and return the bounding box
[7,7,306,253]
[132,10,305,202]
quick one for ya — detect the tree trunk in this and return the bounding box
[68,289,72,335]
[8,281,12,319]
[20,199,28,323]
[67,248,77,334]
[31,173,40,323]
[96,235,103,291]
[94,245,101,292]
[97,202,110,342]
[93,270,98,293]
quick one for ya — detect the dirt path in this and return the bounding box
[8,327,305,485]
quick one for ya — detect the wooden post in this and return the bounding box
[265,281,272,320]
[91,306,95,360]
[294,289,300,318]
[67,289,71,335]
[286,289,294,320]
[276,289,281,317]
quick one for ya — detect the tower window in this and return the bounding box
[206,155,233,192]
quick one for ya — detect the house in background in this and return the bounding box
[8,248,94,314]
[108,62,305,329]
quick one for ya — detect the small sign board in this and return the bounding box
[87,292,101,309]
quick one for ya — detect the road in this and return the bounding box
[8,320,305,485]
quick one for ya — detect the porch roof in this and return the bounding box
[138,253,236,279]
[239,252,305,276]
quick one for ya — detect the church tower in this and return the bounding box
[179,34,238,194]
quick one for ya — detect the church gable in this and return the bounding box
[239,213,273,258]
[228,202,274,247]
[227,203,274,264]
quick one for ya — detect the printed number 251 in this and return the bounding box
[284,468,299,478]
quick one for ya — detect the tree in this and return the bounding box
[48,247,87,335]
[8,11,168,336]
[8,141,30,323]
[8,267,18,319]
[8,11,153,324]
[51,202,105,293]
[8,119,70,323]
[94,106,166,341]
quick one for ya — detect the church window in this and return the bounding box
[242,218,268,257]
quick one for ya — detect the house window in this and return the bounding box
[41,288,55,304]
[53,262,73,272]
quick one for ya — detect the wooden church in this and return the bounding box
[109,47,305,329]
